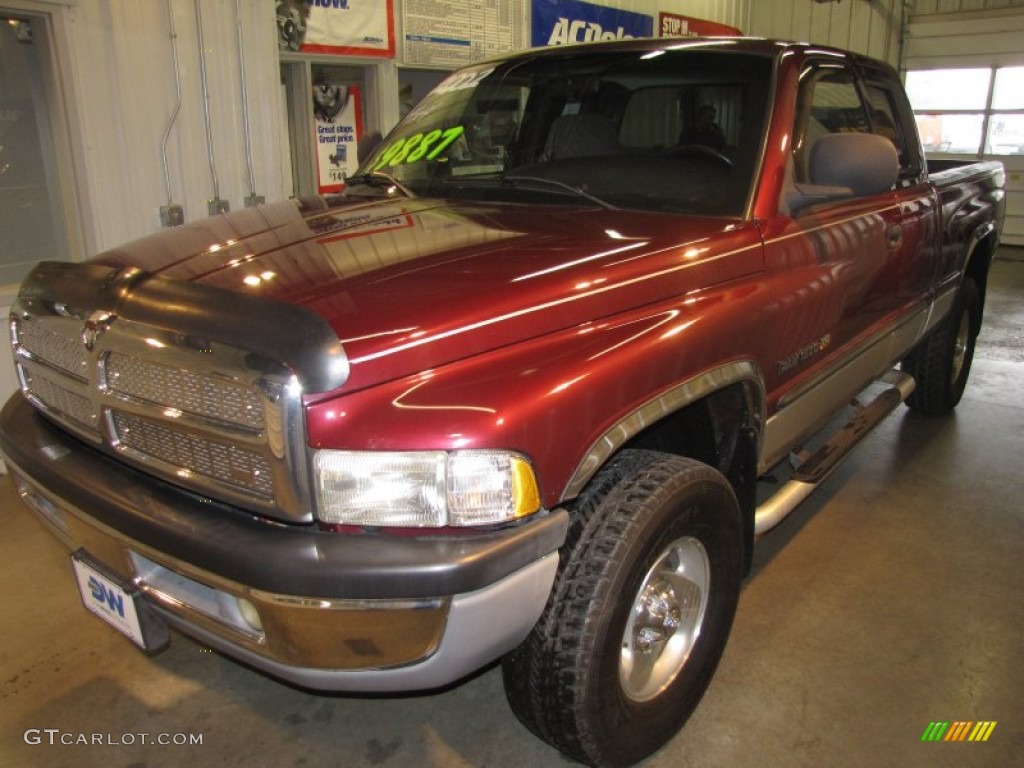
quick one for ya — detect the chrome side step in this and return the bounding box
[754,370,916,536]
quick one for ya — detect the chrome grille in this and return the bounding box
[105,352,265,430]
[11,308,312,522]
[18,320,89,379]
[24,371,95,429]
[112,411,275,498]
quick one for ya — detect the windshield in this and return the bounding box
[355,47,773,217]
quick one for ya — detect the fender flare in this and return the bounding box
[561,360,766,501]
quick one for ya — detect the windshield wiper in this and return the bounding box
[343,171,415,198]
[501,175,617,209]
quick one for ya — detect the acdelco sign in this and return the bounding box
[546,18,635,45]
[531,0,653,47]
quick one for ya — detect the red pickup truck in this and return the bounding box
[1,39,1005,767]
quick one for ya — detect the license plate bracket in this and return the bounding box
[71,550,169,654]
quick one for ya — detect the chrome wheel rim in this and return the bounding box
[620,536,710,702]
[951,309,971,386]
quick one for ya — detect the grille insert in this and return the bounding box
[106,352,265,430]
[18,321,89,378]
[24,372,96,429]
[112,411,274,499]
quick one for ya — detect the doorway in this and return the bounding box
[0,7,80,403]
[280,61,367,197]
[0,12,72,287]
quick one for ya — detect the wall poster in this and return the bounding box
[401,0,528,69]
[276,0,396,58]
[314,83,362,194]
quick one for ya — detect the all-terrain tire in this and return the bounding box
[501,450,744,767]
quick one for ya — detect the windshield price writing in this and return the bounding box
[371,126,466,171]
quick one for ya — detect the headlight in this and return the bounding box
[312,450,541,527]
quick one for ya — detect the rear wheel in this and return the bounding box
[902,276,981,415]
[501,450,743,767]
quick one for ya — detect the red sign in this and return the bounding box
[658,12,741,38]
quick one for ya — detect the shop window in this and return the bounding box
[906,66,1024,156]
[987,67,1024,155]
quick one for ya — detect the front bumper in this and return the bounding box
[0,395,566,691]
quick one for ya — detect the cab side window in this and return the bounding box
[793,63,870,183]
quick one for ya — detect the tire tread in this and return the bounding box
[502,450,742,767]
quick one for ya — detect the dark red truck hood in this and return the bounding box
[95,197,764,394]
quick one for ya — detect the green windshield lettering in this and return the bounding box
[426,126,465,160]
[371,125,465,171]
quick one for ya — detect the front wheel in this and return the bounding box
[501,450,743,767]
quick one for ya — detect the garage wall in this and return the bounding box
[913,0,1024,12]
[748,0,904,66]
[904,4,1024,67]
[64,0,290,252]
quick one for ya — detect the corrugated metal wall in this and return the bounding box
[912,0,1024,12]
[748,0,904,65]
[62,0,289,253]
[905,4,1024,66]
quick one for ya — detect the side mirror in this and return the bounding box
[787,133,899,213]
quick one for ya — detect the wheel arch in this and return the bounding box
[561,360,765,571]
[963,222,997,325]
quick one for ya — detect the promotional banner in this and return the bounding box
[658,12,742,38]
[531,0,653,47]
[314,84,362,194]
[276,0,395,58]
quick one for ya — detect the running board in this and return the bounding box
[754,370,916,536]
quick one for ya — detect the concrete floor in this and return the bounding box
[1,253,1022,768]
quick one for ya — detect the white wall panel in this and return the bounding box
[904,7,1024,67]
[64,0,289,253]
[747,0,904,65]
[912,0,1024,13]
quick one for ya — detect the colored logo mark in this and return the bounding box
[921,721,997,742]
